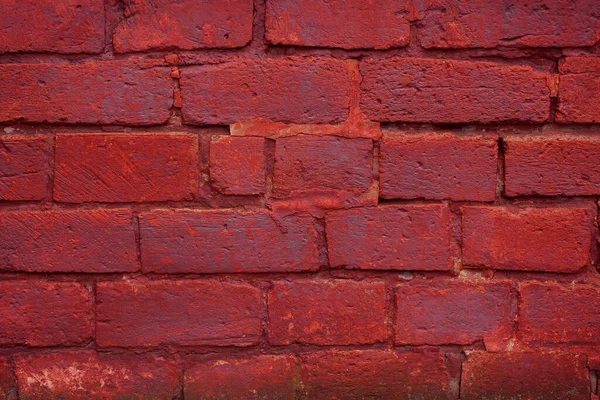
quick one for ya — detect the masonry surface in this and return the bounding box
[1,1,600,399]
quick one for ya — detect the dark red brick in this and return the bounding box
[268,280,387,345]
[139,209,319,273]
[0,209,137,273]
[360,58,550,123]
[0,0,104,54]
[0,281,92,346]
[505,136,600,196]
[210,136,265,195]
[519,283,600,344]
[302,350,451,399]
[266,0,412,49]
[381,133,498,201]
[326,205,455,271]
[0,136,49,201]
[461,352,589,400]
[396,281,512,348]
[54,134,199,202]
[181,58,351,124]
[0,357,14,400]
[462,206,593,272]
[557,58,600,123]
[15,351,179,399]
[96,280,261,347]
[417,0,600,49]
[185,356,299,399]
[0,62,172,124]
[113,0,253,52]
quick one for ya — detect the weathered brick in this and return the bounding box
[185,356,299,399]
[0,281,92,346]
[268,280,387,345]
[519,283,600,344]
[54,134,199,202]
[181,58,351,125]
[15,351,179,399]
[113,0,253,52]
[0,136,49,201]
[326,205,455,271]
[0,357,14,400]
[417,0,600,49]
[0,0,104,54]
[461,352,589,400]
[210,136,266,195]
[557,58,600,123]
[0,62,172,124]
[360,58,550,123]
[0,209,137,273]
[273,136,373,200]
[505,136,600,196]
[266,0,412,49]
[96,280,261,347]
[139,209,319,273]
[380,133,498,201]
[462,206,593,272]
[396,281,512,347]
[302,350,451,399]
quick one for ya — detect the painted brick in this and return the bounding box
[210,136,266,195]
[326,205,455,271]
[15,351,179,399]
[113,0,253,52]
[0,357,14,400]
[139,209,319,273]
[0,209,137,273]
[360,58,550,123]
[266,0,412,49]
[380,133,498,201]
[96,280,261,347]
[462,206,593,272]
[54,134,199,202]
[268,280,387,345]
[0,136,49,201]
[0,62,172,124]
[0,281,92,346]
[557,58,600,123]
[181,58,351,125]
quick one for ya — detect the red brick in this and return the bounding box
[267,280,387,345]
[557,58,600,123]
[519,283,600,344]
[0,0,104,54]
[181,58,351,125]
[113,0,253,52]
[15,351,179,399]
[0,62,172,124]
[266,0,412,49]
[139,209,319,273]
[302,350,451,399]
[0,209,137,273]
[417,0,600,49]
[185,356,299,399]
[360,58,550,123]
[0,136,49,201]
[326,205,455,271]
[462,206,593,272]
[505,136,600,196]
[0,281,92,346]
[396,281,512,347]
[96,280,261,347]
[273,136,373,200]
[210,136,265,195]
[461,352,589,400]
[54,134,199,202]
[381,133,498,201]
[0,357,14,400]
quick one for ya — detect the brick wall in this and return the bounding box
[1,1,600,399]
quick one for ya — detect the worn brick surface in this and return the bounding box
[557,58,600,123]
[0,136,49,201]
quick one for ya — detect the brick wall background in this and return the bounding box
[1,1,600,399]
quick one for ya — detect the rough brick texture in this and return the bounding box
[0,357,14,400]
[557,58,600,123]
[0,136,49,201]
